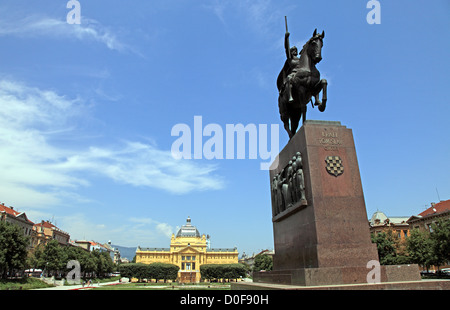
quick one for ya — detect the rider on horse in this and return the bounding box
[276,32,300,124]
[276,21,327,139]
[277,32,298,104]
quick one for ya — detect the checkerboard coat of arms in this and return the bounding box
[325,155,344,177]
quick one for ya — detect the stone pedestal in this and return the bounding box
[256,120,420,286]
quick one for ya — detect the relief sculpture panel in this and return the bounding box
[271,152,307,218]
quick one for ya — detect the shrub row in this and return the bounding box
[200,264,247,281]
[118,263,179,282]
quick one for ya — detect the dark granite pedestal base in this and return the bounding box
[253,264,421,287]
[231,279,450,290]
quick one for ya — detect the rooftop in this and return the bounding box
[0,202,34,224]
[369,210,409,226]
[419,200,450,217]
[176,217,201,238]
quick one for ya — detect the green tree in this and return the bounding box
[118,263,148,282]
[407,228,434,271]
[253,253,273,272]
[430,219,450,269]
[117,263,133,278]
[199,264,215,281]
[63,245,85,262]
[371,231,399,265]
[82,251,97,278]
[223,264,247,281]
[30,244,45,270]
[97,250,114,276]
[40,240,67,277]
[200,264,247,282]
[91,249,113,277]
[0,221,29,278]
[148,263,179,282]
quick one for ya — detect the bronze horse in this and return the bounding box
[277,28,328,139]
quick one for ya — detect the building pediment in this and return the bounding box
[176,246,203,254]
[16,213,29,221]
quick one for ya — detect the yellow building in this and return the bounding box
[136,217,238,283]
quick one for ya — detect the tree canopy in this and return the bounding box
[372,219,450,270]
[0,221,29,278]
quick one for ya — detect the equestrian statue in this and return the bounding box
[277,17,328,139]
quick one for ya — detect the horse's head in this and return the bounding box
[302,29,325,64]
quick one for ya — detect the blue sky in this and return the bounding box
[0,0,448,256]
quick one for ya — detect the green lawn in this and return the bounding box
[0,277,54,290]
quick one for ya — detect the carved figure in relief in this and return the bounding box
[280,168,289,212]
[271,176,278,216]
[276,173,284,213]
[294,152,306,201]
[271,152,307,217]
[286,160,295,208]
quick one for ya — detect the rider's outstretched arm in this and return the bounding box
[285,32,291,59]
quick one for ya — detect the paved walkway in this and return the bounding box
[34,280,126,290]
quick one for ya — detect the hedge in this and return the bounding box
[118,263,179,282]
[200,264,247,281]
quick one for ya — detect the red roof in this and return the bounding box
[419,199,450,217]
[35,221,56,228]
[0,203,34,224]
[0,203,19,216]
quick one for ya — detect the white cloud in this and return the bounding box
[124,217,175,246]
[156,223,174,239]
[58,213,109,242]
[0,15,132,53]
[0,78,224,209]
[55,141,224,195]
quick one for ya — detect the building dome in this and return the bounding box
[176,217,201,238]
[370,210,388,225]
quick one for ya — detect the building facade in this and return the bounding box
[369,210,411,241]
[0,203,34,247]
[32,220,70,248]
[135,217,238,283]
[407,200,450,231]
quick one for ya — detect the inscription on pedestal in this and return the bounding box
[318,130,343,151]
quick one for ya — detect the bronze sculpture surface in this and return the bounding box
[277,18,328,139]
